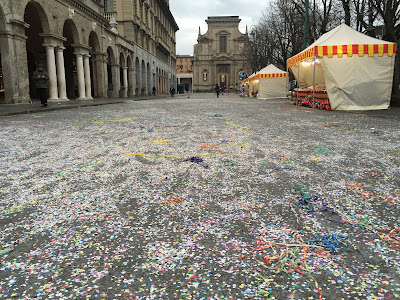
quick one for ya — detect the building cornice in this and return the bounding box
[58,0,108,24]
[155,0,179,31]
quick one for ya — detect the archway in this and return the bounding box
[141,60,146,96]
[135,57,140,97]
[63,20,79,99]
[147,62,151,96]
[127,55,133,97]
[107,47,116,97]
[24,1,49,100]
[119,53,126,97]
[162,70,165,94]
[89,31,101,98]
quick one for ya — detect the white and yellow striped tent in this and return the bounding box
[287,24,397,110]
[249,65,289,99]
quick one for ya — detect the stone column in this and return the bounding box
[74,52,86,100]
[122,67,128,98]
[44,45,59,101]
[0,34,30,103]
[2,21,31,103]
[83,54,93,99]
[103,55,110,98]
[55,47,68,101]
[112,64,120,98]
[129,67,135,97]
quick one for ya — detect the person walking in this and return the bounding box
[170,86,175,97]
[33,64,49,107]
[152,86,156,95]
[215,84,220,98]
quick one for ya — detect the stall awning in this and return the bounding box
[287,24,397,69]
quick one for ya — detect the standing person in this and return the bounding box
[33,64,49,107]
[215,84,220,98]
[170,86,175,97]
[152,86,156,95]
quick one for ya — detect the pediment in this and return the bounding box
[215,54,231,60]
[216,30,230,36]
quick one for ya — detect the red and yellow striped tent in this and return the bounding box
[287,24,397,110]
[249,64,289,99]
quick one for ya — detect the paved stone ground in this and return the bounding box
[0,93,399,299]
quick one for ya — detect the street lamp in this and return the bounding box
[250,25,258,74]
[303,0,309,49]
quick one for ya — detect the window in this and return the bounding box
[220,36,227,53]
[104,0,113,13]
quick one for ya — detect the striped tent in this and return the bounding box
[249,64,289,99]
[287,24,397,110]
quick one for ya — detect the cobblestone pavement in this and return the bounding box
[0,93,399,299]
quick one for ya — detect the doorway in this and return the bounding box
[219,74,228,91]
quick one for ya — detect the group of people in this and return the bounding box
[214,84,228,98]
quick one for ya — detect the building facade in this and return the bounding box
[176,55,193,93]
[0,0,178,104]
[193,16,250,92]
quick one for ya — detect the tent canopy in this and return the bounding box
[288,24,396,68]
[287,24,397,111]
[250,64,289,99]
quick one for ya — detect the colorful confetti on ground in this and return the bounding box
[0,94,399,299]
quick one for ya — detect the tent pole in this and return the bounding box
[297,63,300,104]
[312,56,316,107]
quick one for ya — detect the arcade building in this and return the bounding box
[0,0,178,104]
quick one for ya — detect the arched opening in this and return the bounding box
[24,1,49,101]
[156,68,159,94]
[63,20,79,99]
[162,70,165,94]
[141,60,146,96]
[147,62,151,96]
[135,57,140,97]
[127,55,133,97]
[107,47,115,97]
[119,53,125,97]
[89,31,100,98]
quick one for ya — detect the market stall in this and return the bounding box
[240,73,255,97]
[287,24,397,110]
[248,73,258,96]
[249,64,289,99]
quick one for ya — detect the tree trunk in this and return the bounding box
[342,0,351,25]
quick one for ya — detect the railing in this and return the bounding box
[104,12,116,21]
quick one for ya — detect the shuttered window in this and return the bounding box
[220,36,227,53]
[104,0,113,13]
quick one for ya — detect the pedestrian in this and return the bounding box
[33,64,49,107]
[215,84,220,98]
[170,86,175,97]
[152,86,156,95]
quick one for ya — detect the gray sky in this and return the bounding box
[169,0,269,55]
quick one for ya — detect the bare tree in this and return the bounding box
[372,0,400,95]
[340,0,352,25]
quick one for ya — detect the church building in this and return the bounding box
[193,16,250,93]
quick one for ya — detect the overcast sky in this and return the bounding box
[169,0,270,55]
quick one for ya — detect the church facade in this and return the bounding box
[193,16,250,93]
[0,0,178,104]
